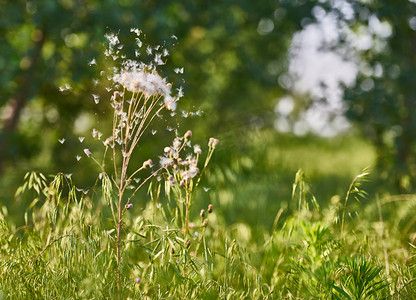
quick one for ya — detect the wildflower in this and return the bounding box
[125,203,133,210]
[84,148,92,157]
[194,144,202,154]
[202,219,208,227]
[207,204,213,213]
[142,159,153,168]
[184,130,192,140]
[181,165,199,180]
[173,138,182,150]
[135,278,140,284]
[208,138,219,148]
[116,69,173,107]
[200,209,205,218]
[159,156,172,167]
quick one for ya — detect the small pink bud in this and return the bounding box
[200,209,205,218]
[207,204,213,213]
[208,138,219,148]
[202,219,208,227]
[135,278,140,284]
[125,203,133,210]
[83,149,92,157]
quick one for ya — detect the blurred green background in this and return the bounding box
[1,0,415,230]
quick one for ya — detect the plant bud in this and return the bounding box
[125,203,133,210]
[142,159,153,168]
[207,204,213,213]
[83,148,92,157]
[184,130,192,140]
[200,209,205,218]
[186,240,191,249]
[208,138,219,148]
[202,219,208,227]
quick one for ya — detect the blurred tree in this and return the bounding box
[276,0,416,192]
[342,0,416,191]
[0,0,314,183]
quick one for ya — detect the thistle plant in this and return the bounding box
[75,30,218,295]
[78,30,179,292]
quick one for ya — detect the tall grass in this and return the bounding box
[2,165,416,298]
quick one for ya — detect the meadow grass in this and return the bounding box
[1,167,416,299]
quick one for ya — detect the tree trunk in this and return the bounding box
[0,34,45,174]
